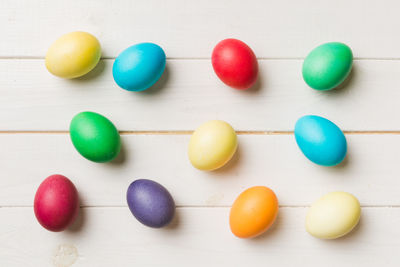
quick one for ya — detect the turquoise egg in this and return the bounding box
[294,115,347,166]
[302,42,353,90]
[113,43,166,91]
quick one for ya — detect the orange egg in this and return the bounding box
[229,186,279,238]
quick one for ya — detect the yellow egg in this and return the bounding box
[45,31,101,78]
[306,191,361,239]
[188,120,237,171]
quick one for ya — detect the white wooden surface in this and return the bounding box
[2,59,400,131]
[2,0,400,59]
[0,134,399,207]
[1,207,400,267]
[1,0,400,266]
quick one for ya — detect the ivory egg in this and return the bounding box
[306,192,361,239]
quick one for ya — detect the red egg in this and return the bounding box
[212,38,258,90]
[34,174,79,232]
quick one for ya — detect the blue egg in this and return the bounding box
[127,179,175,228]
[113,43,166,91]
[294,115,347,166]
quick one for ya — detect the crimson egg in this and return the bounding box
[34,174,79,232]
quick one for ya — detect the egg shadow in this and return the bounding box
[247,211,282,243]
[108,138,128,166]
[324,154,350,173]
[212,145,241,175]
[322,66,356,95]
[335,154,350,169]
[68,60,107,83]
[138,65,170,95]
[235,64,263,94]
[66,204,87,234]
[321,213,363,243]
[164,208,180,230]
[249,75,263,93]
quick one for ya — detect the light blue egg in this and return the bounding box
[113,43,166,91]
[294,115,347,166]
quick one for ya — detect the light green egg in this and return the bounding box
[302,42,353,90]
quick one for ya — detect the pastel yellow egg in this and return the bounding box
[45,31,101,78]
[306,192,361,239]
[188,120,237,171]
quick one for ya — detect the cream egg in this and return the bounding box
[306,191,361,239]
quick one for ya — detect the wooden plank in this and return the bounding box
[2,0,400,58]
[1,59,400,131]
[0,133,398,206]
[0,207,399,266]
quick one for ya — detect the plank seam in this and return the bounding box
[0,131,400,135]
[2,56,400,61]
[1,205,399,208]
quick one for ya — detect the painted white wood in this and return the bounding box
[2,0,400,59]
[1,59,400,131]
[0,207,399,267]
[2,1,400,265]
[0,133,397,206]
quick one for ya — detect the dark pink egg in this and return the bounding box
[34,174,79,232]
[212,38,258,90]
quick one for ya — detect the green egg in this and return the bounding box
[302,42,353,90]
[70,111,121,163]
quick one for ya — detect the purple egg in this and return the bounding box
[127,179,175,228]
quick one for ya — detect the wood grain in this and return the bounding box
[1,59,400,131]
[0,133,398,207]
[1,1,400,266]
[1,207,399,267]
[2,0,400,59]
